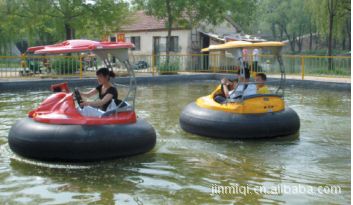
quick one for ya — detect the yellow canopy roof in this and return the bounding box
[201,41,286,52]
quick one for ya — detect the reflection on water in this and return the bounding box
[0,82,350,204]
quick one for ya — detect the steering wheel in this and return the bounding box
[74,88,83,109]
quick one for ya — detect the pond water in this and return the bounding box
[0,81,350,204]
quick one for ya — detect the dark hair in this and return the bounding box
[229,78,239,83]
[96,67,115,79]
[256,73,267,81]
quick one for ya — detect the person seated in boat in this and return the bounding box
[255,73,269,94]
[235,68,257,96]
[215,68,261,103]
[78,67,125,116]
[214,78,238,103]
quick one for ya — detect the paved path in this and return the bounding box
[269,74,351,83]
[179,72,351,84]
[0,72,350,84]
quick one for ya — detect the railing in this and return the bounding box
[0,54,350,79]
[0,55,83,79]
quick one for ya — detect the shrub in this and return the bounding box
[27,60,41,73]
[51,58,80,75]
[157,57,180,74]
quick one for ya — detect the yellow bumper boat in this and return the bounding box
[179,41,300,139]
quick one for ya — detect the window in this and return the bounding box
[110,36,116,42]
[167,36,179,52]
[130,36,141,51]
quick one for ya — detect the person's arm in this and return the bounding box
[221,78,231,85]
[81,93,113,108]
[222,84,230,98]
[221,78,233,98]
[80,88,97,98]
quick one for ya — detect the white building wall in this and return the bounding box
[115,30,192,70]
[115,20,236,71]
[122,30,191,55]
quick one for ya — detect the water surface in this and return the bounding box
[0,81,350,204]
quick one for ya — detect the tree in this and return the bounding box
[0,0,130,53]
[47,0,86,40]
[78,0,130,39]
[258,0,314,53]
[224,0,258,34]
[0,0,25,54]
[307,0,350,70]
[134,0,247,66]
[47,0,130,40]
[134,0,184,66]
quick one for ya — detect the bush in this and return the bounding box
[27,60,41,73]
[51,58,80,75]
[285,49,350,56]
[157,57,180,74]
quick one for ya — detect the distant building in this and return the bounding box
[110,11,266,70]
[111,11,237,55]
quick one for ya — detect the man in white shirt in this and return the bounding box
[215,68,256,103]
[230,73,256,99]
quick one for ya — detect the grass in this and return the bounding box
[285,49,351,56]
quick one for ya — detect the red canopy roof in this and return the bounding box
[27,40,134,54]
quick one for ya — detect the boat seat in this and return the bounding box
[101,102,133,117]
[225,94,283,103]
[242,94,283,100]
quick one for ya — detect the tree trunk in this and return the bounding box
[327,0,336,71]
[65,23,73,40]
[165,0,172,67]
[334,38,337,49]
[271,23,276,40]
[309,25,313,50]
[296,25,304,53]
[283,28,295,52]
[297,37,303,52]
[315,33,319,50]
[280,29,284,41]
[291,36,296,52]
[279,23,295,52]
[341,38,346,50]
[346,18,351,50]
[71,28,76,39]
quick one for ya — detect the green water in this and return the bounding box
[0,81,350,204]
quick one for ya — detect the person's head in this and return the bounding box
[255,73,267,84]
[228,78,238,90]
[96,67,115,84]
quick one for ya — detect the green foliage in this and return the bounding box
[0,0,130,52]
[306,0,350,40]
[257,0,351,57]
[78,0,131,38]
[286,49,350,56]
[157,56,180,73]
[223,0,258,33]
[0,0,350,58]
[257,0,314,52]
[27,60,41,72]
[51,58,80,75]
[134,0,239,28]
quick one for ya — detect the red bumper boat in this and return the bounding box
[8,40,156,161]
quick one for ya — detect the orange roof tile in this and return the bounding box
[120,11,167,32]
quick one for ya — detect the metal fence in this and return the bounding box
[0,54,350,79]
